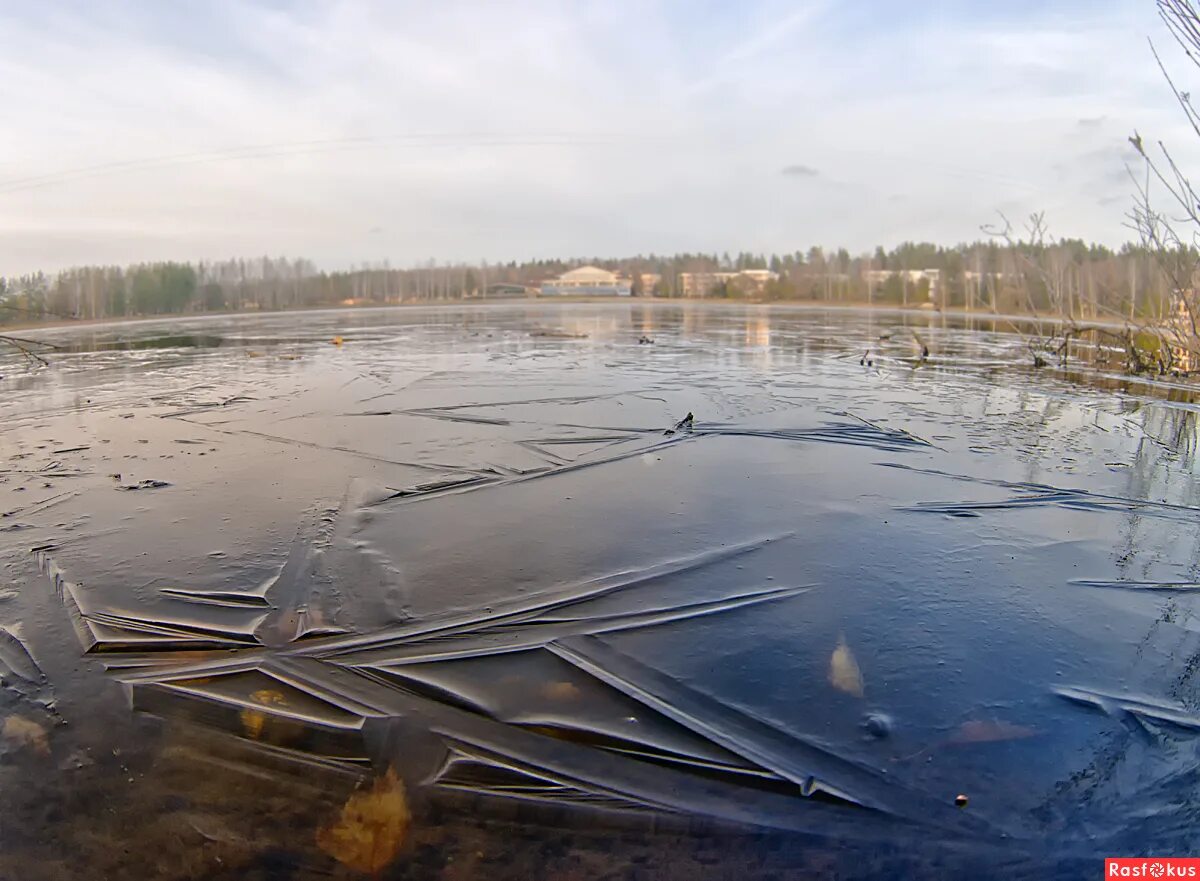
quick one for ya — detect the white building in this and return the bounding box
[864,268,940,301]
[678,269,778,297]
[541,266,632,296]
[636,272,661,294]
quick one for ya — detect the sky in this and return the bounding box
[0,0,1193,274]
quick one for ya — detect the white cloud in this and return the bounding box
[0,0,1194,273]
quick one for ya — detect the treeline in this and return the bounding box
[628,241,1182,321]
[0,241,1188,325]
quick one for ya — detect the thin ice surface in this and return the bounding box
[4,304,1200,878]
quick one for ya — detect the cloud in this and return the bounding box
[685,2,830,95]
[781,164,820,177]
[0,0,1187,273]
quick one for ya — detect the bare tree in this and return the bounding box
[984,211,1179,373]
[982,211,1081,367]
[1125,0,1200,371]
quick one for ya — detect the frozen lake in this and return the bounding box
[2,301,1199,879]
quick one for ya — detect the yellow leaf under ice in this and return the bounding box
[540,681,582,702]
[829,634,864,697]
[316,767,410,874]
[240,688,288,740]
[949,719,1036,744]
[3,715,49,756]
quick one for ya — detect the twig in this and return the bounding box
[0,335,52,366]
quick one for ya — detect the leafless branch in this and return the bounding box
[0,335,52,367]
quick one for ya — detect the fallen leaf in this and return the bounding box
[240,710,265,738]
[250,689,288,706]
[948,719,1036,744]
[829,634,864,697]
[240,688,288,740]
[895,719,1039,764]
[540,681,582,702]
[3,715,49,756]
[317,767,410,874]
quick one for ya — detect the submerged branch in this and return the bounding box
[0,335,55,367]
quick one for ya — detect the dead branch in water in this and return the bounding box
[983,210,1187,375]
[0,334,58,367]
[981,212,1085,368]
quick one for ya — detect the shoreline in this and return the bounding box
[2,296,1145,337]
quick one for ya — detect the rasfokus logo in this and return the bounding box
[1107,859,1200,877]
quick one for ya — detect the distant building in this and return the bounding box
[736,270,777,292]
[679,270,778,297]
[679,272,719,297]
[483,283,532,298]
[541,265,631,296]
[636,272,661,294]
[864,268,941,300]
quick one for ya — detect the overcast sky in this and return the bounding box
[0,0,1193,273]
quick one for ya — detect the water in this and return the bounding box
[2,302,1199,879]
